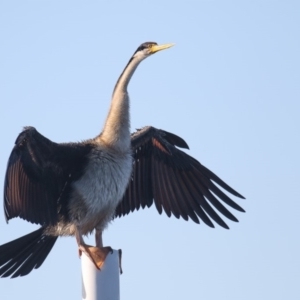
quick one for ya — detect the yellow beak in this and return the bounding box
[150,43,175,54]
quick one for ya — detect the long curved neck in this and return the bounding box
[99,55,144,151]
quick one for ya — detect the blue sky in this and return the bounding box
[0,1,299,299]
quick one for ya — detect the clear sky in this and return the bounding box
[0,1,299,299]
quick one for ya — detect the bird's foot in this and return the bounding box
[79,244,113,270]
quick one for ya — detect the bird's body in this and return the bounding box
[42,138,132,237]
[0,42,245,278]
[68,145,132,234]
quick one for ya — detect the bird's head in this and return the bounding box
[111,41,174,95]
[133,42,174,60]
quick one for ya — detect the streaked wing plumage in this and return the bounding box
[4,126,90,225]
[115,126,245,229]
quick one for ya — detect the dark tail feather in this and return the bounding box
[0,227,57,278]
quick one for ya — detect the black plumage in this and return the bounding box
[0,125,244,278]
[4,126,92,226]
[115,126,245,229]
[0,228,56,278]
[0,42,245,279]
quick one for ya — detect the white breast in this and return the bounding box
[70,146,132,233]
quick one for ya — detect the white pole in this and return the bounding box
[81,249,120,300]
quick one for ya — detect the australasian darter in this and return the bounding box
[0,42,245,278]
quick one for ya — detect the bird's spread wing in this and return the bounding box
[115,126,245,229]
[4,127,90,226]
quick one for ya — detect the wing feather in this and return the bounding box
[172,168,202,223]
[116,126,245,229]
[4,127,91,225]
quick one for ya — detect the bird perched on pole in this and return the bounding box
[0,42,245,279]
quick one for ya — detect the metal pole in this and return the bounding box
[81,249,120,300]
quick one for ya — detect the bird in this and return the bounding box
[0,42,245,279]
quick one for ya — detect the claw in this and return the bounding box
[79,245,113,270]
